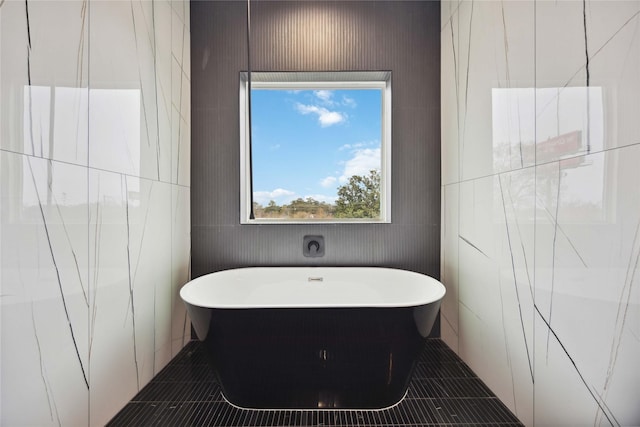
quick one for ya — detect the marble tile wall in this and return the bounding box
[441,1,640,425]
[0,1,191,425]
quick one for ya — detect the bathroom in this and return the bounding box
[0,0,638,426]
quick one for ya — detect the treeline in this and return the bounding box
[253,169,381,220]
[254,198,336,219]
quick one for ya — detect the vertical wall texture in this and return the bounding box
[0,1,191,425]
[191,2,441,287]
[441,0,640,425]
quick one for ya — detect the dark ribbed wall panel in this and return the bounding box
[191,1,441,332]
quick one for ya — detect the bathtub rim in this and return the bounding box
[180,266,446,309]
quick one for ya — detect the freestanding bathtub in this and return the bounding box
[180,267,445,410]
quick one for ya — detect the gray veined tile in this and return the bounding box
[455,1,539,182]
[441,4,461,186]
[440,0,462,33]
[171,185,191,357]
[171,105,191,187]
[536,4,640,161]
[88,169,140,426]
[88,0,170,183]
[534,144,640,426]
[88,171,171,424]
[2,0,190,425]
[0,0,89,165]
[0,152,89,426]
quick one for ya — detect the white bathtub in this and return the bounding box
[180,267,446,410]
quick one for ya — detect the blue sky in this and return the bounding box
[251,88,382,206]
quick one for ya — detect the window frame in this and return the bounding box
[240,71,392,224]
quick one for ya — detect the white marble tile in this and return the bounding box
[182,26,191,81]
[490,1,536,174]
[171,5,188,74]
[587,6,640,152]
[184,0,190,31]
[537,1,640,87]
[444,1,639,425]
[87,87,143,175]
[0,0,89,165]
[440,183,459,350]
[441,17,460,186]
[2,0,190,425]
[452,1,535,182]
[497,169,536,300]
[457,172,535,424]
[532,313,607,426]
[451,0,472,181]
[171,57,183,115]
[585,2,640,56]
[155,1,173,183]
[459,176,495,260]
[533,299,640,426]
[180,69,191,121]
[496,170,535,426]
[128,176,172,379]
[155,1,173,107]
[440,317,459,355]
[535,1,588,88]
[14,84,89,164]
[172,106,190,187]
[492,87,536,172]
[1,152,89,426]
[440,0,460,32]
[535,85,605,164]
[87,169,138,426]
[171,185,191,357]
[89,0,169,182]
[171,0,186,29]
[458,295,532,424]
[151,183,174,373]
[536,1,640,162]
[88,170,172,426]
[534,144,640,426]
[158,97,173,183]
[154,1,174,188]
[458,223,500,324]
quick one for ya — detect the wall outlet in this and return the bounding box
[303,235,324,257]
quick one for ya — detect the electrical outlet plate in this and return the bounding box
[303,235,324,257]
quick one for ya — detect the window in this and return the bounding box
[240,71,391,223]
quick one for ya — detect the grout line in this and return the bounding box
[441,140,640,187]
[0,147,192,189]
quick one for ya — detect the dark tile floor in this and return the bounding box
[108,340,523,426]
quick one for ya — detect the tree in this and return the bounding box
[285,197,335,219]
[334,169,380,218]
[264,200,281,216]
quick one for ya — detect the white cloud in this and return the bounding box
[338,140,377,151]
[253,188,296,205]
[269,144,281,150]
[295,103,347,127]
[339,148,381,182]
[314,90,334,104]
[318,111,345,127]
[342,95,357,108]
[320,176,337,188]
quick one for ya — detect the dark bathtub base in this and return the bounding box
[196,307,434,409]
